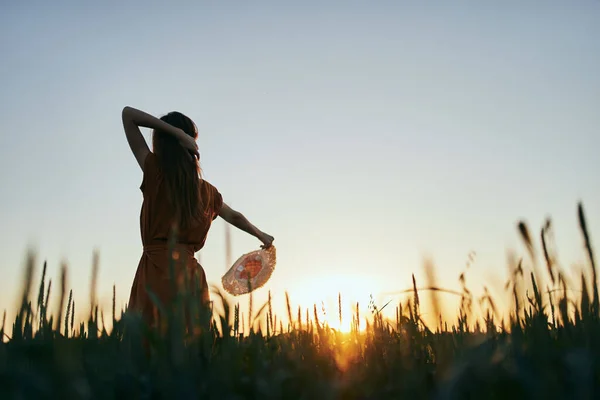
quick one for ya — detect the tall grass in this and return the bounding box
[0,202,598,399]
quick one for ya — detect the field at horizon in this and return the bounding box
[2,202,597,339]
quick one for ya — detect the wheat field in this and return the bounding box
[0,202,597,399]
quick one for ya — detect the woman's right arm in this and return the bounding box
[122,106,194,170]
[219,203,274,248]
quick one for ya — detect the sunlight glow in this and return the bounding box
[287,273,378,333]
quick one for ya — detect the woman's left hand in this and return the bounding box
[259,232,274,249]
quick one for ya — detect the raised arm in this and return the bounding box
[219,203,274,248]
[121,106,197,170]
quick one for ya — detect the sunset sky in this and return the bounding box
[1,1,599,331]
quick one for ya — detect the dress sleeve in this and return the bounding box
[203,181,224,220]
[139,152,159,193]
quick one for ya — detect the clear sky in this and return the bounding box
[1,1,599,331]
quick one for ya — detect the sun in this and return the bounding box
[287,273,376,333]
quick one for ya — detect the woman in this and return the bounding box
[122,106,274,331]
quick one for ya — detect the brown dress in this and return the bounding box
[127,152,223,330]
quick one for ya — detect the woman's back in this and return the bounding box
[139,152,223,251]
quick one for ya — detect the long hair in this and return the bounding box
[152,111,208,230]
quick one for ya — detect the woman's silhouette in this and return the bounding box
[122,106,274,330]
